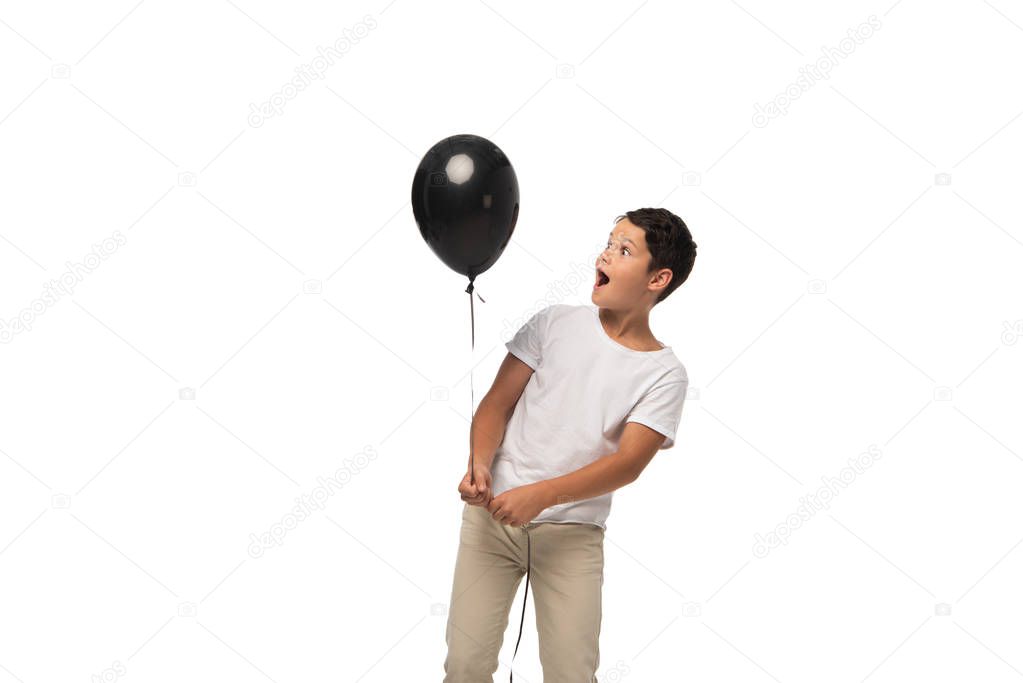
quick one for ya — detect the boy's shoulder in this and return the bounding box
[544,302,588,319]
[539,303,594,334]
[527,302,585,326]
[541,302,578,313]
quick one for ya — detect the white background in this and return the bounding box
[2,1,1022,681]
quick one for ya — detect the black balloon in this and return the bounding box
[411,134,519,283]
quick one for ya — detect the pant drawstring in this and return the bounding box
[509,528,531,682]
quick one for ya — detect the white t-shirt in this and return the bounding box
[491,303,688,530]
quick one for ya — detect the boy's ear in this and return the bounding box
[649,267,672,290]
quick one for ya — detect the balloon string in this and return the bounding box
[465,280,485,485]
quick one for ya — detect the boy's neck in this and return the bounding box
[598,306,662,351]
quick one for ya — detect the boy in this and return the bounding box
[443,208,697,682]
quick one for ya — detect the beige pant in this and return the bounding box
[443,502,605,682]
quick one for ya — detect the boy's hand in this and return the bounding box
[458,465,493,507]
[488,481,553,527]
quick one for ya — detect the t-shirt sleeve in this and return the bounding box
[626,374,688,449]
[505,306,552,371]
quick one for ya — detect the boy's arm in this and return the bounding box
[465,396,510,471]
[538,422,668,507]
[465,352,535,471]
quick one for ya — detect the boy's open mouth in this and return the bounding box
[594,268,610,289]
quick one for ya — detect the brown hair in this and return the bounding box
[614,208,697,304]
